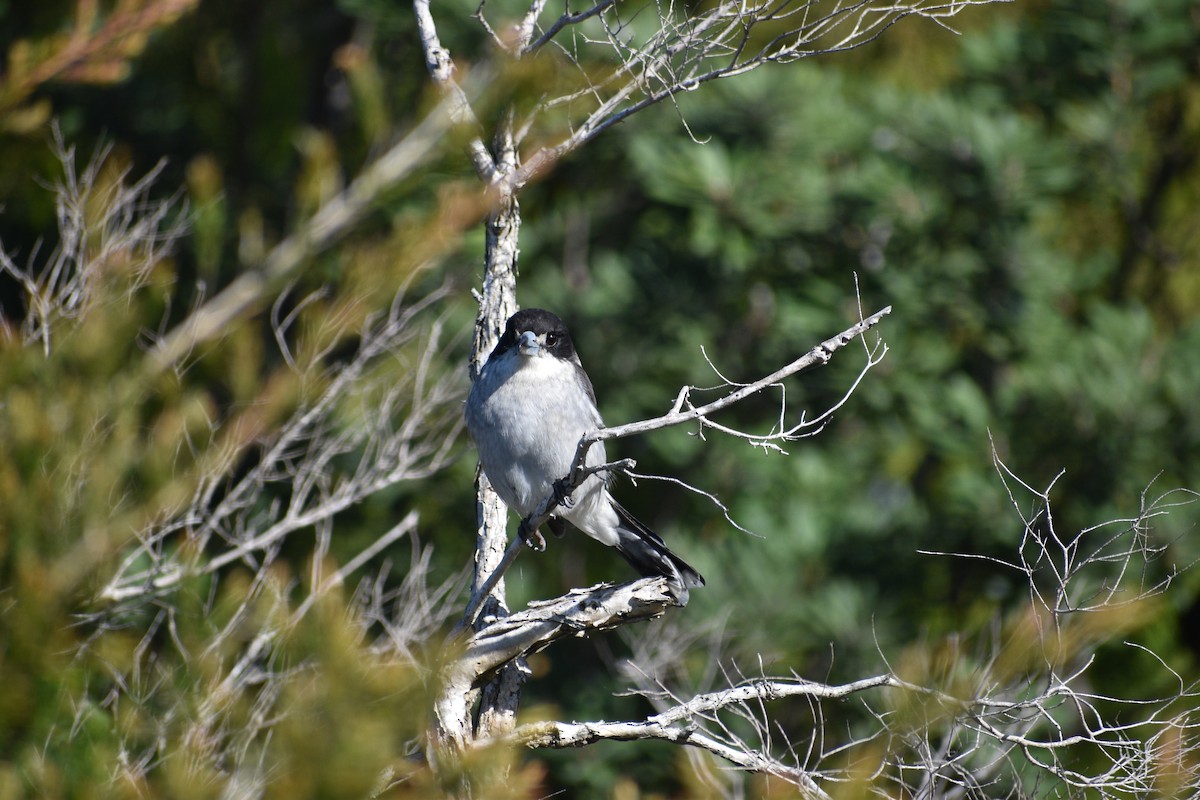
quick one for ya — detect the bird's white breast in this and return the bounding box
[466,351,607,518]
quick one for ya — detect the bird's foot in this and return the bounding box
[518,519,546,552]
[551,477,575,509]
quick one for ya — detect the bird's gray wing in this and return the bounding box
[570,358,598,409]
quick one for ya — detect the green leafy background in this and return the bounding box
[1,0,1198,796]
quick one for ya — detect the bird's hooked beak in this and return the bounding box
[517,330,541,356]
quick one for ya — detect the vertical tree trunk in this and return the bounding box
[432,122,524,768]
[471,177,528,741]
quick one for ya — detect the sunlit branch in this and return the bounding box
[414,0,500,182]
[0,125,184,356]
[434,577,685,749]
[540,306,889,533]
[513,1,1011,184]
[460,307,890,622]
[500,675,902,799]
[102,287,463,605]
[145,101,459,375]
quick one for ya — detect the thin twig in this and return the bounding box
[516,306,891,544]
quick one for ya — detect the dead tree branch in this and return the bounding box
[604,464,1200,797]
[502,305,892,577]
[435,577,687,750]
[101,285,464,606]
[0,124,185,355]
[510,0,1011,184]
[145,99,459,375]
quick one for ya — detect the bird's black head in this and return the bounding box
[493,308,578,361]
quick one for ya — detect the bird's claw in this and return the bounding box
[551,477,575,509]
[518,520,547,552]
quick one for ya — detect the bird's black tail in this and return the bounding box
[611,502,704,603]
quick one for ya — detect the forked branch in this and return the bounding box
[459,306,890,628]
[530,306,891,548]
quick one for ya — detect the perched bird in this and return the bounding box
[465,308,704,602]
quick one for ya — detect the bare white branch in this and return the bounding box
[145,99,461,374]
[0,123,185,355]
[435,577,686,750]
[101,284,464,605]
[499,672,901,799]
[513,305,891,547]
[78,276,467,789]
[455,306,890,635]
[511,0,1012,185]
[413,0,501,183]
[594,306,890,445]
[595,464,1200,796]
[921,443,1199,621]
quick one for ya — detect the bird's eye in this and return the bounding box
[545,333,559,346]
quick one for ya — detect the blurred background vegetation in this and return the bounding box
[1,0,1198,796]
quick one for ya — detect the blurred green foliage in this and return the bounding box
[508,0,1200,789]
[1,0,1199,796]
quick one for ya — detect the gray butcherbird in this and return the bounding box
[465,308,704,603]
